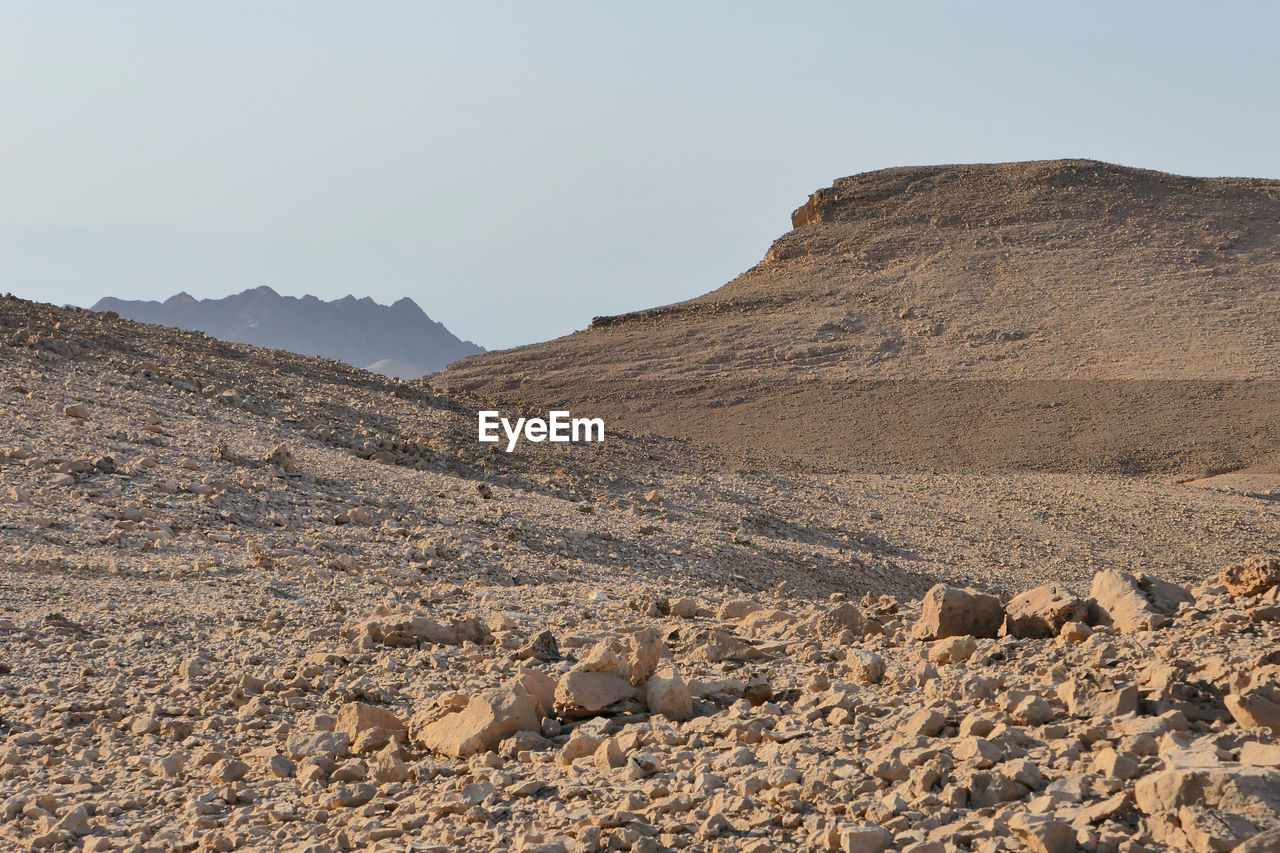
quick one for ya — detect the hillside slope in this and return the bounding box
[95,287,483,378]
[438,160,1280,476]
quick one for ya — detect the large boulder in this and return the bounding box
[1219,555,1280,598]
[1007,813,1075,853]
[1005,583,1088,638]
[514,630,561,662]
[412,682,540,757]
[1057,675,1138,719]
[913,585,1005,640]
[845,649,886,684]
[687,627,765,663]
[837,825,891,853]
[551,632,663,718]
[645,668,692,722]
[818,603,881,638]
[285,730,350,761]
[573,631,663,686]
[717,599,762,621]
[1226,681,1280,736]
[626,628,663,685]
[928,635,978,664]
[512,666,557,717]
[1238,829,1280,853]
[335,702,407,753]
[554,670,636,718]
[1135,766,1280,853]
[1089,570,1192,631]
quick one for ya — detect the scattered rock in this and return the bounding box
[515,629,561,661]
[646,668,693,721]
[265,443,296,470]
[266,754,296,778]
[914,584,1005,639]
[1135,766,1280,852]
[593,737,626,770]
[335,701,407,752]
[413,681,540,757]
[838,824,891,853]
[1008,813,1075,853]
[845,649,885,684]
[1225,681,1280,736]
[1005,583,1088,638]
[7,293,1280,852]
[1220,555,1280,598]
[285,730,350,760]
[819,603,880,638]
[1090,569,1192,631]
[554,670,637,718]
[902,708,946,736]
[1058,675,1139,718]
[718,599,761,621]
[51,805,92,837]
[928,635,977,664]
[360,607,492,648]
[1240,741,1280,768]
[210,758,250,782]
[669,597,699,618]
[687,627,765,663]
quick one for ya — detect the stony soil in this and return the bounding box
[1,296,1279,852]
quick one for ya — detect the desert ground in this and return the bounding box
[1,160,1279,852]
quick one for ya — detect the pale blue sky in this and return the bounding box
[2,2,1277,348]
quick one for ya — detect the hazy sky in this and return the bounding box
[3,2,1278,349]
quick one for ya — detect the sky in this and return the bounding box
[2,2,1278,350]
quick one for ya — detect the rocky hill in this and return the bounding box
[94,287,483,379]
[1,295,1279,850]
[437,160,1280,480]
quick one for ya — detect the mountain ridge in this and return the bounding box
[94,287,482,379]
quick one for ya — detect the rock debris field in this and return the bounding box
[1,295,1279,852]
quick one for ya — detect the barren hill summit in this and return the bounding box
[95,287,483,379]
[438,159,1280,478]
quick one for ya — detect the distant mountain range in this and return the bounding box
[93,287,482,379]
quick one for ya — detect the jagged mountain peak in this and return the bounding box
[92,288,482,379]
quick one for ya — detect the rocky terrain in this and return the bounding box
[94,288,482,380]
[1,294,1279,851]
[438,160,1280,485]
